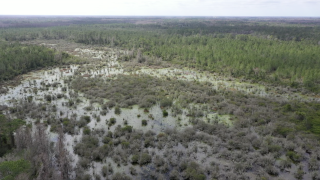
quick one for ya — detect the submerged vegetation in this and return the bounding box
[0,16,320,180]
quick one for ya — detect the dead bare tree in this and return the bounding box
[32,124,51,180]
[14,126,32,151]
[56,128,73,180]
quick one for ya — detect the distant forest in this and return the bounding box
[1,17,320,91]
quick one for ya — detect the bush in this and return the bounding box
[102,165,108,177]
[286,151,302,163]
[74,135,99,158]
[77,119,88,128]
[142,120,148,126]
[83,126,91,135]
[131,154,139,165]
[84,106,93,111]
[121,126,133,133]
[160,98,173,108]
[170,169,180,180]
[103,137,113,144]
[111,172,131,180]
[115,106,121,115]
[81,116,91,123]
[163,110,168,117]
[140,153,152,165]
[106,101,116,108]
[44,94,52,101]
[100,110,108,116]
[27,96,33,102]
[109,118,116,126]
[83,174,91,180]
[78,158,90,169]
[274,124,293,137]
[95,174,101,180]
[183,162,206,180]
[121,141,130,149]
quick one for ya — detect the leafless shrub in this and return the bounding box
[309,156,320,171]
[111,172,131,180]
[256,155,275,168]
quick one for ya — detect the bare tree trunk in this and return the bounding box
[32,124,51,180]
[14,126,32,151]
[56,128,73,180]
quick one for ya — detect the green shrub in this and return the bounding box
[286,151,301,163]
[274,124,293,137]
[27,96,33,102]
[103,137,113,144]
[84,106,93,111]
[184,162,206,180]
[100,110,108,116]
[115,106,121,115]
[121,126,133,133]
[121,141,130,149]
[83,174,91,180]
[62,119,69,126]
[284,104,293,112]
[102,165,108,177]
[160,98,173,107]
[163,110,168,117]
[295,111,306,121]
[109,118,116,126]
[131,155,139,165]
[142,120,148,126]
[44,94,52,101]
[74,135,99,158]
[68,99,74,106]
[111,172,131,180]
[81,116,91,123]
[83,126,91,135]
[140,153,151,165]
[77,119,87,128]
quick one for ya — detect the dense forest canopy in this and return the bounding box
[0,43,56,81]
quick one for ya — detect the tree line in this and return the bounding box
[0,42,69,82]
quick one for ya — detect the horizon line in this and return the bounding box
[0,15,320,18]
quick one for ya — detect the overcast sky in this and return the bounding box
[1,0,319,17]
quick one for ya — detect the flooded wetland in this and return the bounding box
[1,39,320,180]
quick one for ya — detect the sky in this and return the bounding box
[1,0,319,17]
